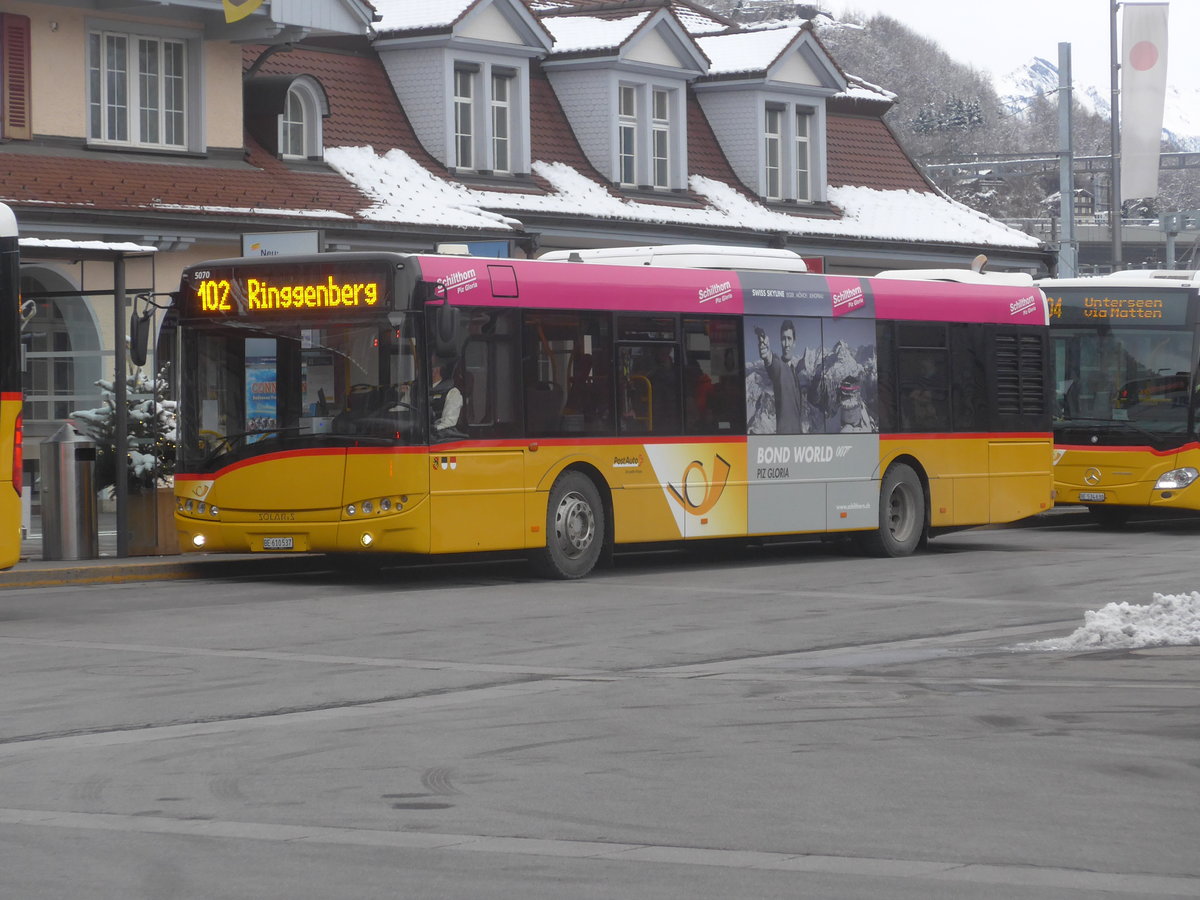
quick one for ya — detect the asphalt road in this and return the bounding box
[1,511,1198,899]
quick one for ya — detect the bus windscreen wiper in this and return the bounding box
[1054,417,1170,448]
[201,427,298,464]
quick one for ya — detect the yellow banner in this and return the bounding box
[223,0,266,24]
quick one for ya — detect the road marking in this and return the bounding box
[0,680,572,755]
[0,807,1194,895]
[0,636,599,677]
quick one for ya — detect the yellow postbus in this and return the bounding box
[0,202,22,569]
[1042,270,1200,525]
[172,249,1053,578]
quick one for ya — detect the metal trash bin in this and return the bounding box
[40,424,99,560]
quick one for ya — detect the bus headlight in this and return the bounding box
[192,533,207,548]
[1155,468,1199,490]
[360,532,374,547]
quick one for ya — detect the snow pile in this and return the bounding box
[1022,592,1200,651]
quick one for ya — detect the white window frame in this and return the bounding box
[491,71,513,175]
[615,82,680,191]
[279,79,324,160]
[795,108,811,202]
[618,84,638,187]
[451,62,523,175]
[88,27,191,151]
[454,66,476,170]
[762,100,817,203]
[651,88,670,190]
[764,106,783,201]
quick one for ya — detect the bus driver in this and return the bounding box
[430,357,464,435]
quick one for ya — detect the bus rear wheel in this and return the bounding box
[858,463,925,558]
[530,471,606,579]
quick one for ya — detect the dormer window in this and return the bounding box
[450,63,520,174]
[695,26,846,206]
[244,74,329,161]
[613,82,681,191]
[280,79,324,160]
[373,0,549,178]
[764,102,813,202]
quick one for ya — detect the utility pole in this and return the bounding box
[1057,43,1078,277]
[1110,0,1123,270]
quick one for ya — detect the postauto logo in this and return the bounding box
[223,0,265,23]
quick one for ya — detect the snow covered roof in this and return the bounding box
[371,0,476,32]
[527,0,733,38]
[697,26,802,75]
[542,12,651,52]
[325,145,1041,249]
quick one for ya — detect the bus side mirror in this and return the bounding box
[434,304,462,357]
[130,307,153,367]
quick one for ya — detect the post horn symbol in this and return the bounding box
[223,0,266,24]
[667,455,731,517]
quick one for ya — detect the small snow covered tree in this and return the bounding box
[71,364,177,495]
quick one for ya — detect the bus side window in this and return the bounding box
[522,312,613,437]
[897,324,949,432]
[461,310,520,439]
[683,316,743,434]
[950,324,986,431]
[618,343,680,435]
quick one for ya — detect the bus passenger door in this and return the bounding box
[428,325,526,554]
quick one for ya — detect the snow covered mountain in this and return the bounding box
[998,57,1200,150]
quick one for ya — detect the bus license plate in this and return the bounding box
[1079,492,1106,502]
[262,537,294,550]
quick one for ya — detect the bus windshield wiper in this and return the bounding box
[1055,417,1169,446]
[201,427,298,464]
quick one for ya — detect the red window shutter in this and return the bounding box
[2,14,32,141]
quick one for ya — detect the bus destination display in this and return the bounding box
[187,262,392,318]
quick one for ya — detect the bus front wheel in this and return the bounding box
[859,463,925,558]
[530,471,606,579]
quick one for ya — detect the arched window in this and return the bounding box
[19,267,103,440]
[278,77,324,160]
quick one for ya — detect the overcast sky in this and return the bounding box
[825,1,1198,92]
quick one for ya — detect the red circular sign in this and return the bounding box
[1129,40,1159,71]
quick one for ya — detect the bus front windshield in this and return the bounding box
[1053,325,1197,437]
[178,314,424,472]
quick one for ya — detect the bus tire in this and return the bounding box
[859,463,925,558]
[530,471,606,579]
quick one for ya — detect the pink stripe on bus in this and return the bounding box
[417,256,745,314]
[869,277,1046,324]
